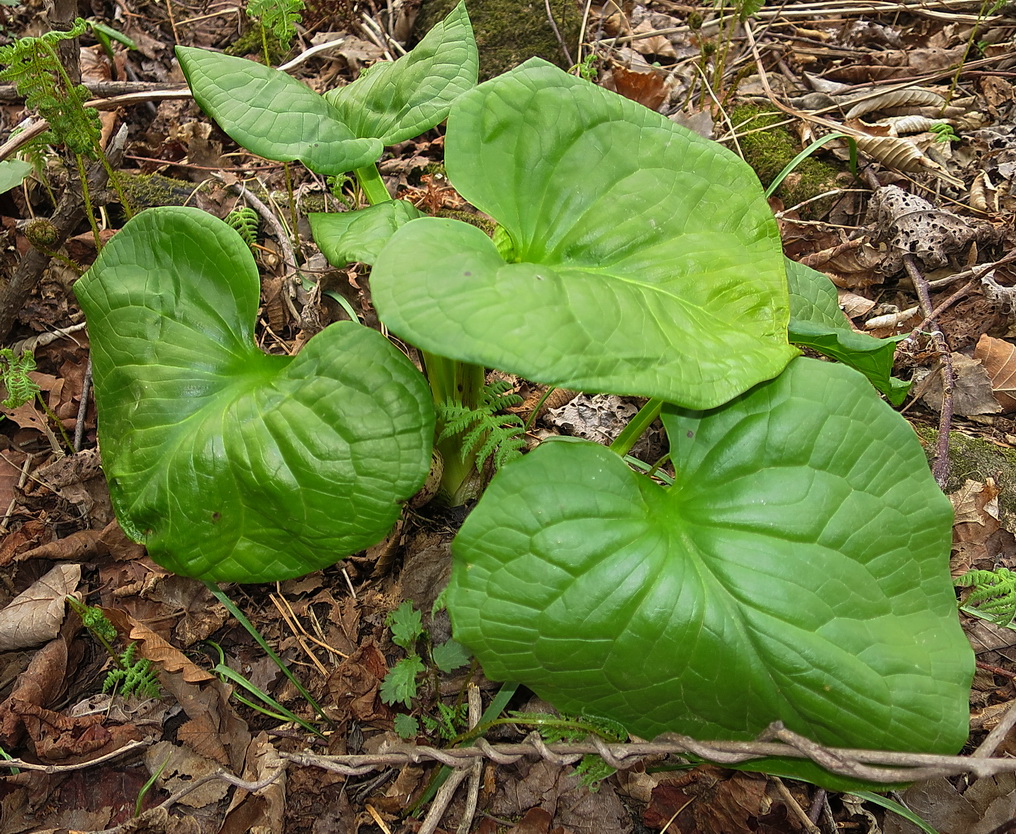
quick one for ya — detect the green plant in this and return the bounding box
[0,18,133,231]
[67,598,160,698]
[225,205,260,250]
[381,600,470,715]
[956,567,1016,626]
[929,122,960,143]
[0,348,40,408]
[75,3,973,788]
[247,0,303,57]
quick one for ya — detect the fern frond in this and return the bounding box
[437,380,525,471]
[247,0,304,53]
[956,568,1016,625]
[102,643,160,698]
[0,348,40,409]
[0,19,102,157]
[226,206,260,250]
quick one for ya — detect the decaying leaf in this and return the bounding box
[917,354,1001,416]
[609,66,670,111]
[950,479,1001,572]
[844,87,945,119]
[974,334,1016,411]
[852,132,939,174]
[102,606,215,683]
[0,565,80,651]
[885,773,1016,834]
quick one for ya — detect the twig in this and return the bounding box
[0,739,148,773]
[973,698,1016,759]
[73,355,92,452]
[278,722,1016,783]
[457,685,484,834]
[544,0,574,67]
[903,252,954,489]
[771,777,821,834]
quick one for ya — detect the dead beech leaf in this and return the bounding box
[949,479,1000,571]
[102,606,214,683]
[609,66,670,111]
[220,732,286,834]
[0,565,80,651]
[974,334,1016,411]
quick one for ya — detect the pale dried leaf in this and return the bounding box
[145,740,229,808]
[845,87,945,120]
[917,353,1001,416]
[852,133,938,173]
[0,565,80,651]
[103,607,214,683]
[974,334,1016,411]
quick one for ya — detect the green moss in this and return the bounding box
[729,104,842,217]
[225,25,289,65]
[120,173,206,209]
[417,0,580,80]
[914,425,1016,528]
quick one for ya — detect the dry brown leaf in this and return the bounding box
[160,673,251,773]
[0,565,80,651]
[885,773,1016,834]
[609,66,670,110]
[918,354,1001,416]
[949,478,1001,571]
[102,607,214,683]
[145,740,230,809]
[219,732,286,834]
[974,334,1016,411]
[852,132,939,174]
[844,87,945,120]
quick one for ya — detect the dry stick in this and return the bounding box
[278,722,1016,783]
[0,127,125,344]
[903,252,954,489]
[457,685,484,834]
[973,698,1016,759]
[73,355,92,452]
[771,777,821,834]
[544,0,574,67]
[418,688,482,834]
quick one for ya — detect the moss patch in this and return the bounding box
[915,425,1016,528]
[120,173,206,209]
[729,103,842,216]
[417,0,580,80]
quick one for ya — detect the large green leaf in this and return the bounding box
[787,259,909,405]
[176,46,382,175]
[324,1,477,145]
[75,207,434,584]
[372,60,797,408]
[310,200,423,267]
[447,357,971,783]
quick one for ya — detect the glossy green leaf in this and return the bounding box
[787,259,909,405]
[310,200,423,267]
[75,207,434,584]
[448,357,972,783]
[0,159,31,195]
[176,46,382,175]
[372,60,797,408]
[324,1,477,145]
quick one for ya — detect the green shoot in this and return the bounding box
[764,132,857,199]
[0,348,40,409]
[929,123,960,143]
[437,380,526,472]
[206,640,322,736]
[956,568,1016,626]
[226,206,260,250]
[135,754,171,817]
[103,643,160,698]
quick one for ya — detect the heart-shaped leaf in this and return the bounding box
[787,259,909,405]
[372,59,797,408]
[447,358,971,782]
[311,200,423,267]
[176,46,382,175]
[324,1,478,145]
[76,207,434,584]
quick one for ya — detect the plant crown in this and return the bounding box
[74,2,973,788]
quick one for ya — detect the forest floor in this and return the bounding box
[1,0,1016,832]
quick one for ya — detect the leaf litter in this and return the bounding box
[0,0,1015,831]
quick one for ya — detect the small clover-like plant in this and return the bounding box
[77,4,974,790]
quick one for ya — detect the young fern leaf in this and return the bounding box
[102,643,161,698]
[956,568,1016,625]
[246,0,304,53]
[226,206,260,250]
[0,19,102,157]
[438,380,526,471]
[0,349,40,409]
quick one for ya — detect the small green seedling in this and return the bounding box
[381,600,470,718]
[75,2,974,789]
[67,598,160,698]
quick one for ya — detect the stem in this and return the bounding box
[74,152,102,251]
[355,164,392,206]
[610,398,663,457]
[425,352,486,505]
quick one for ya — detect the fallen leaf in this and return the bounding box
[103,606,215,683]
[885,773,1016,834]
[974,334,1016,411]
[609,66,670,110]
[219,732,286,834]
[918,353,1001,416]
[145,740,230,809]
[0,565,80,651]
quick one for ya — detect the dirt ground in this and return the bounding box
[1,0,1015,832]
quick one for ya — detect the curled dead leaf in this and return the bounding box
[0,565,81,651]
[974,334,1016,411]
